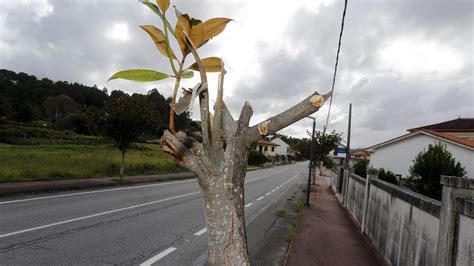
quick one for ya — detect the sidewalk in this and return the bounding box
[0,172,195,196]
[286,176,386,266]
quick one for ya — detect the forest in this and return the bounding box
[0,69,193,143]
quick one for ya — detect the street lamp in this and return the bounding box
[305,116,316,207]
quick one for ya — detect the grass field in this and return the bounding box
[0,143,185,183]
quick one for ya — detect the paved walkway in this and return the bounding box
[286,176,386,266]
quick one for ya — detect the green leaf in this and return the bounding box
[141,1,161,16]
[141,1,175,37]
[108,69,169,82]
[181,71,194,79]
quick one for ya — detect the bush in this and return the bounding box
[404,142,465,200]
[353,160,368,177]
[248,151,268,166]
[377,168,398,185]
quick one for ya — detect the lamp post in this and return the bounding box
[306,116,316,207]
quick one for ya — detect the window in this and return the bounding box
[271,147,275,152]
[264,146,268,152]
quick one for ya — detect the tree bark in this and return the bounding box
[120,150,125,184]
[162,28,331,266]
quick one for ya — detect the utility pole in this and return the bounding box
[306,116,316,207]
[344,103,352,170]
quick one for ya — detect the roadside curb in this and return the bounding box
[249,182,306,265]
[0,163,296,197]
[0,172,196,197]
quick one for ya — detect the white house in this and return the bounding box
[254,139,279,157]
[272,138,290,157]
[366,118,474,178]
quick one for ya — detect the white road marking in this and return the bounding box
[0,166,304,239]
[140,247,177,266]
[244,203,253,208]
[0,191,200,239]
[265,192,271,196]
[194,228,207,236]
[0,179,196,205]
[271,189,276,192]
[0,165,299,205]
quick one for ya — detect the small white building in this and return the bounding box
[272,138,290,157]
[367,127,474,178]
[254,139,279,157]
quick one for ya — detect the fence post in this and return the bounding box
[342,169,350,206]
[436,176,474,266]
[361,174,373,234]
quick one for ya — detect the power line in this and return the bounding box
[323,0,348,134]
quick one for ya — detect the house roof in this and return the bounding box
[365,129,474,151]
[408,118,474,132]
[256,139,280,146]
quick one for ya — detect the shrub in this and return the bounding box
[353,159,368,177]
[247,151,268,166]
[404,142,465,200]
[377,168,398,185]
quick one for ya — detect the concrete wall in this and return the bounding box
[331,172,474,266]
[345,173,366,225]
[365,178,440,266]
[370,133,474,178]
[455,199,474,266]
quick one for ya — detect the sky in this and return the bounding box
[0,0,472,148]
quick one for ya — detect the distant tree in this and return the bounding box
[67,107,105,135]
[353,159,369,177]
[104,94,158,183]
[313,130,342,168]
[43,95,79,122]
[404,142,466,200]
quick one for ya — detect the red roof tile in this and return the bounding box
[408,118,474,132]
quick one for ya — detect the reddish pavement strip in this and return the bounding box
[286,176,387,266]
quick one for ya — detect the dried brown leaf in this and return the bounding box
[156,0,170,12]
[187,57,223,72]
[202,17,232,41]
[139,25,177,60]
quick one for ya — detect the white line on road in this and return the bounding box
[0,191,200,239]
[244,203,253,208]
[0,166,304,239]
[0,165,300,205]
[140,247,177,266]
[265,192,271,196]
[194,228,207,236]
[0,179,196,205]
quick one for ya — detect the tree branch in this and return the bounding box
[244,91,331,145]
[221,103,237,140]
[211,64,226,153]
[161,130,208,181]
[237,101,253,134]
[182,30,211,154]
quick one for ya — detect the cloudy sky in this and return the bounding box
[1,0,472,148]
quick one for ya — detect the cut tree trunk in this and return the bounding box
[120,151,125,184]
[201,171,249,265]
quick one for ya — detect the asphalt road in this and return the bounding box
[0,163,308,265]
